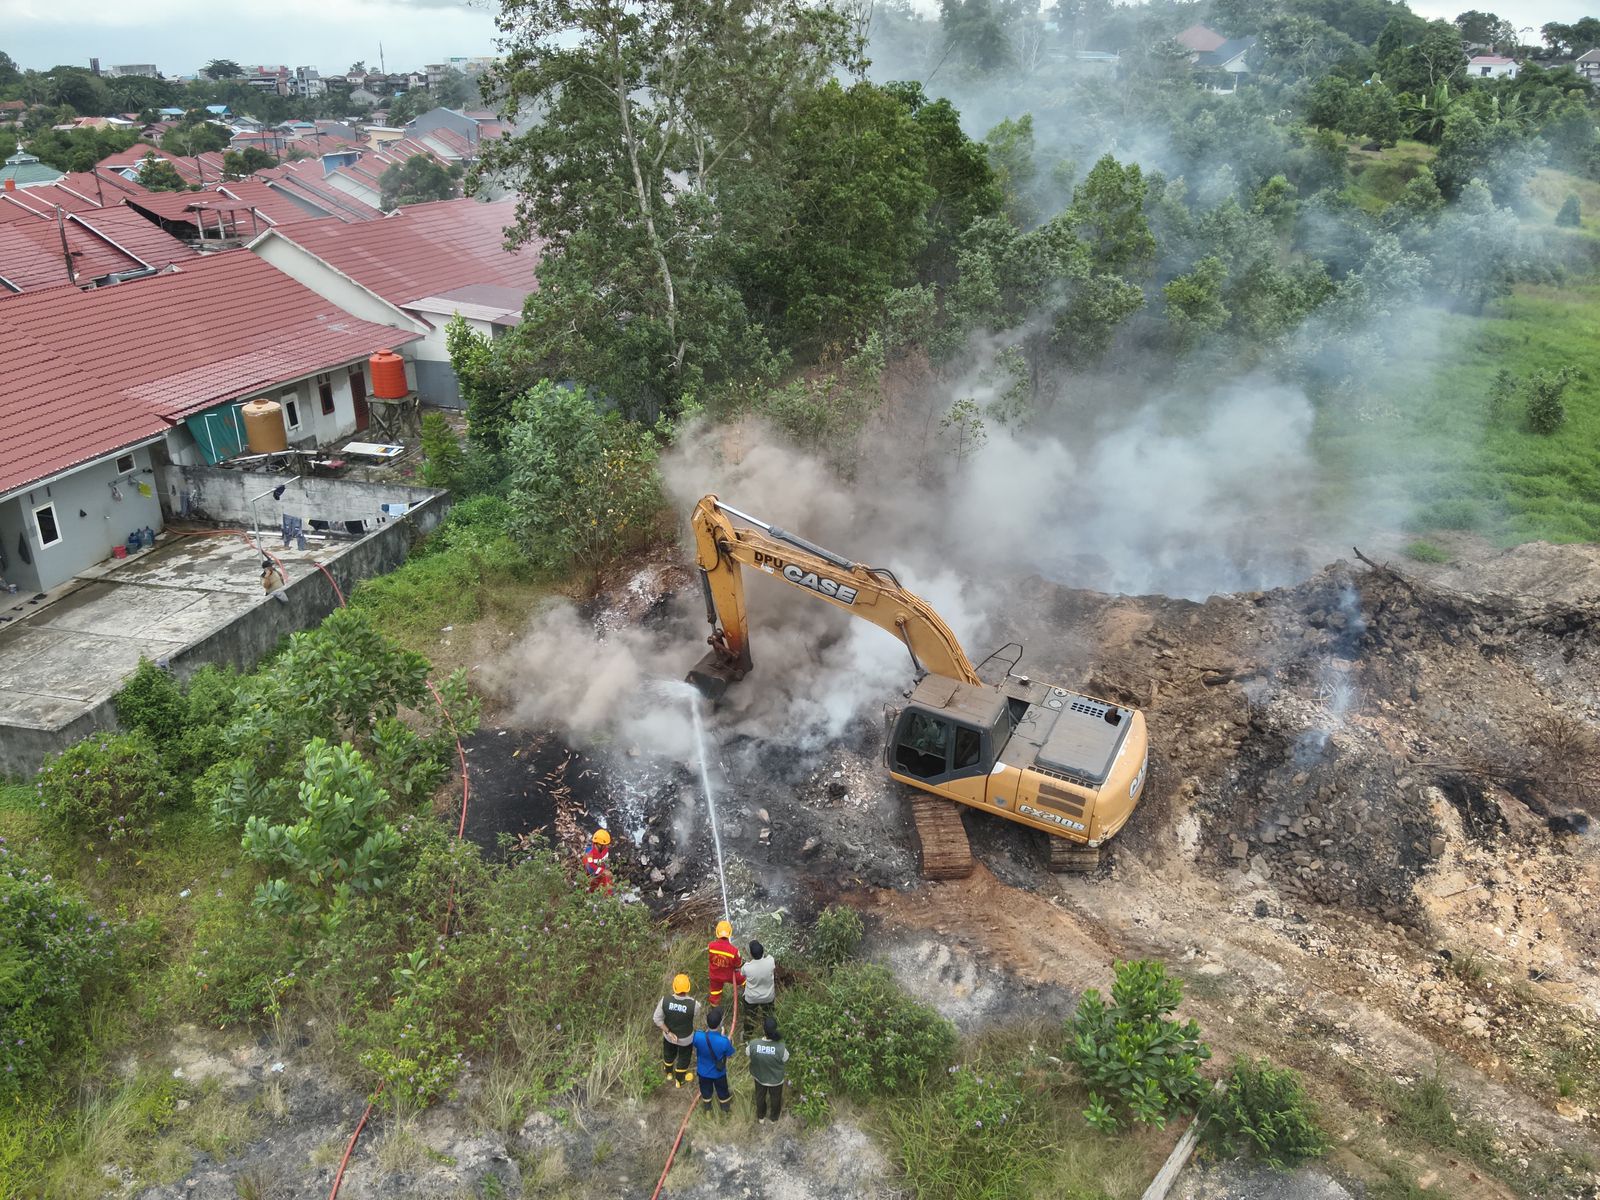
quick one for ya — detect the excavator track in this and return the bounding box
[1048,837,1103,874]
[908,794,975,880]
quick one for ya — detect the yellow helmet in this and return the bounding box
[592,829,611,846]
[715,919,732,939]
[673,973,692,995]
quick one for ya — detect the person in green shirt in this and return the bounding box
[745,1014,790,1124]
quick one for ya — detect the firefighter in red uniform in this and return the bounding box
[707,919,744,1008]
[582,829,613,895]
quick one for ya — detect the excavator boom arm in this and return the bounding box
[688,495,980,694]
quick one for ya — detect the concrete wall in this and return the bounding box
[156,465,439,532]
[0,447,165,592]
[0,493,450,776]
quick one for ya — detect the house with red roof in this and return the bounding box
[0,251,418,592]
[247,198,540,405]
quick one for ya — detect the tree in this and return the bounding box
[137,152,190,192]
[0,50,20,88]
[106,75,175,113]
[940,0,1013,72]
[161,121,230,155]
[431,67,475,109]
[478,0,860,417]
[984,113,1040,228]
[504,382,664,572]
[1432,107,1545,205]
[1556,194,1582,227]
[447,314,515,452]
[46,68,109,116]
[380,154,461,208]
[386,90,423,125]
[1523,367,1577,434]
[221,147,276,179]
[1070,154,1154,275]
[203,59,245,79]
[1163,256,1231,347]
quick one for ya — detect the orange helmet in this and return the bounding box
[715,919,732,939]
[592,829,611,847]
[673,973,692,995]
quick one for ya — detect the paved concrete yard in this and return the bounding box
[0,533,349,733]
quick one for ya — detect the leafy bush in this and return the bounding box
[1486,368,1518,421]
[1200,1057,1326,1168]
[1066,960,1210,1131]
[36,732,177,843]
[808,903,864,968]
[0,838,119,1100]
[330,835,661,1112]
[420,411,466,490]
[211,608,477,830]
[240,739,404,931]
[784,962,957,1123]
[115,658,187,745]
[505,381,665,573]
[1523,368,1576,436]
[115,660,241,798]
[1556,194,1581,227]
[885,1064,1038,1200]
[182,905,298,1027]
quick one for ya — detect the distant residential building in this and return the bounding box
[1576,48,1600,80]
[106,64,160,78]
[0,100,26,123]
[406,107,505,163]
[290,66,326,97]
[1195,36,1258,90]
[425,56,498,88]
[1467,54,1520,79]
[0,152,66,190]
[243,65,290,95]
[349,86,384,108]
[1176,24,1227,54]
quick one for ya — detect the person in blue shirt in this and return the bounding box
[693,1006,735,1116]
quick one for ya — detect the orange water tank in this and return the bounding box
[370,350,409,399]
[240,398,289,453]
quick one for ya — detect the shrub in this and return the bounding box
[36,731,177,843]
[808,903,864,968]
[115,658,187,745]
[1066,959,1210,1131]
[1486,368,1517,420]
[240,739,404,931]
[1523,368,1575,435]
[1556,194,1581,227]
[885,1064,1039,1200]
[331,835,662,1111]
[1200,1056,1326,1168]
[0,838,119,1100]
[183,905,298,1026]
[420,411,466,490]
[784,962,957,1123]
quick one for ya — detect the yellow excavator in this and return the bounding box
[686,495,1149,878]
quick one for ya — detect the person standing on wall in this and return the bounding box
[746,1015,790,1124]
[740,939,776,1042]
[652,973,699,1088]
[693,1006,735,1116]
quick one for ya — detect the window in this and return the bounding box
[34,503,61,548]
[115,453,136,474]
[894,712,951,780]
[317,373,335,416]
[284,397,302,430]
[953,726,983,770]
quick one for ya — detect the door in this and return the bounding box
[349,366,369,431]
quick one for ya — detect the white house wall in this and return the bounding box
[0,447,164,592]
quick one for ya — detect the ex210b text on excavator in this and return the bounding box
[685,495,1149,878]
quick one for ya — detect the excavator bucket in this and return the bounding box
[687,650,744,702]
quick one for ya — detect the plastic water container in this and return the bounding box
[141,526,156,548]
[126,532,142,553]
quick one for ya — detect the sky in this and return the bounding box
[2,0,1597,76]
[1,0,500,76]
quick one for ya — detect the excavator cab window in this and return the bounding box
[953,726,981,770]
[894,712,951,779]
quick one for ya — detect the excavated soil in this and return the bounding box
[135,540,1600,1199]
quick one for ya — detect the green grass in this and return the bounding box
[1402,540,1451,564]
[1345,139,1437,213]
[1324,283,1600,545]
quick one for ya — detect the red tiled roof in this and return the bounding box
[1177,23,1226,52]
[0,250,420,495]
[217,179,340,225]
[267,168,385,220]
[71,206,197,268]
[56,169,150,201]
[0,186,102,222]
[257,198,538,308]
[0,217,142,292]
